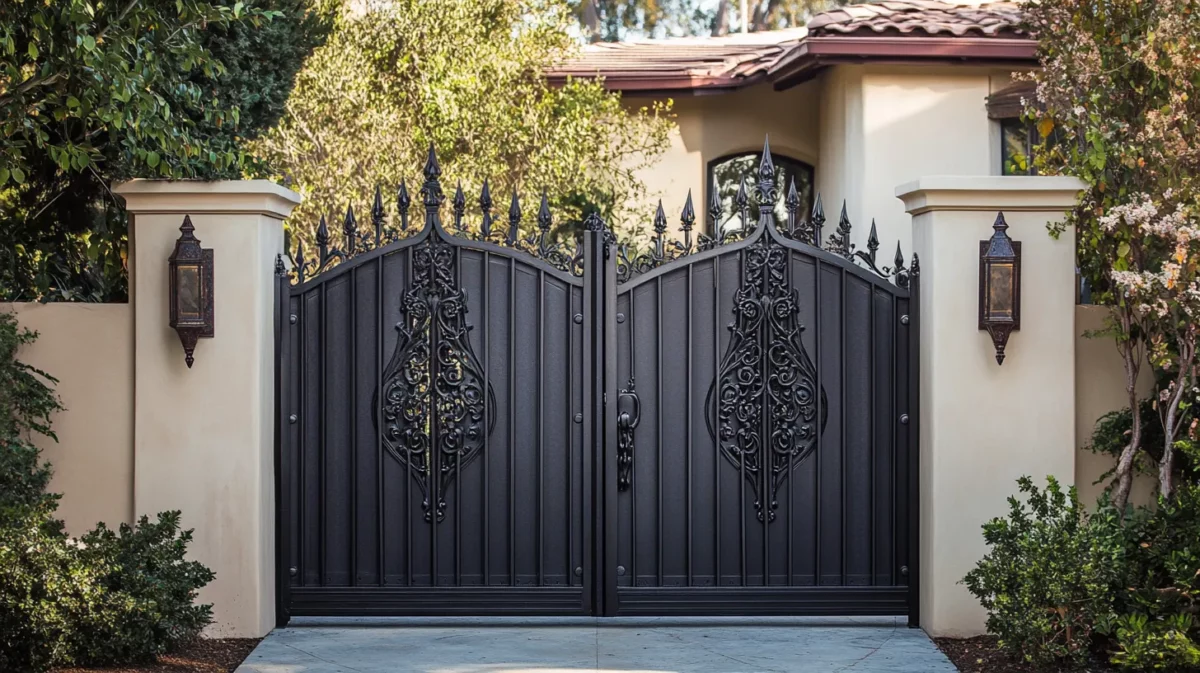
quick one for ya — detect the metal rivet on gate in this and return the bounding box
[899,414,909,425]
[289,567,298,578]
[574,313,583,324]
[900,315,909,325]
[574,413,583,423]
[900,565,909,576]
[289,414,298,424]
[616,565,626,576]
[289,314,298,324]
[574,567,583,577]
[616,313,626,323]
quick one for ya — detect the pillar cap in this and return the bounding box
[896,176,1086,216]
[114,179,301,220]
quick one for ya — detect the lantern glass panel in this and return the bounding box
[986,261,1015,321]
[176,263,203,320]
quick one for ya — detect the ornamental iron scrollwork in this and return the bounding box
[376,147,498,524]
[289,148,586,284]
[611,138,913,286]
[703,141,831,525]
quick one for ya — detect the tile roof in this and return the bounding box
[807,0,1026,37]
[548,28,810,87]
[548,1,1032,91]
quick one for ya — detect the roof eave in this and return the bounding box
[550,35,1040,94]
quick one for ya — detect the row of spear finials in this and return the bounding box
[288,142,914,288]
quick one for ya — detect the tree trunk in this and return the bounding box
[581,0,600,43]
[1111,309,1143,514]
[1157,338,1194,501]
[711,0,730,36]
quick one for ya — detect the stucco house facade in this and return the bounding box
[5,0,1150,645]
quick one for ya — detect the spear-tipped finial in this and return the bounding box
[537,191,552,232]
[372,185,385,246]
[423,143,441,181]
[507,190,521,246]
[397,180,411,231]
[735,176,750,230]
[757,136,777,211]
[866,219,880,258]
[453,181,466,233]
[295,240,307,283]
[653,200,667,235]
[894,241,905,271]
[680,190,696,252]
[707,185,724,243]
[826,200,853,258]
[316,214,330,261]
[785,177,801,237]
[420,144,443,209]
[479,179,494,238]
[810,192,826,247]
[343,205,357,253]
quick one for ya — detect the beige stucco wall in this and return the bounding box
[116,179,299,638]
[1074,304,1157,507]
[2,302,134,535]
[822,65,1017,256]
[625,80,821,230]
[626,64,1021,257]
[898,176,1084,638]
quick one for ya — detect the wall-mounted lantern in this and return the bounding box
[979,212,1021,365]
[168,215,214,368]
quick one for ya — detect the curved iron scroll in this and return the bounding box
[376,148,498,524]
[703,143,831,525]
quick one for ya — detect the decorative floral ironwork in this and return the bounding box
[704,231,829,524]
[378,147,498,524]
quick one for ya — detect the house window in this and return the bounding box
[1001,118,1035,176]
[707,152,814,237]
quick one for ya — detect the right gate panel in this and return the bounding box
[611,225,913,616]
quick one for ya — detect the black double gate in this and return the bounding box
[274,144,920,625]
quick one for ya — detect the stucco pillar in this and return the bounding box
[114,180,300,638]
[895,176,1085,638]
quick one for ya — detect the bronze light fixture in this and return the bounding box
[979,211,1021,365]
[168,215,214,368]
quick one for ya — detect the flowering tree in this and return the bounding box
[1026,0,1200,506]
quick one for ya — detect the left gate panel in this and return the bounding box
[281,238,589,616]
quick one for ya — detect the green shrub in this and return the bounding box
[0,313,215,672]
[1107,484,1200,669]
[962,476,1126,666]
[73,512,216,665]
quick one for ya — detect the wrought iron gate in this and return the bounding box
[275,141,919,625]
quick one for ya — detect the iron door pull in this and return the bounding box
[616,378,640,492]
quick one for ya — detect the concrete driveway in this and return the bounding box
[235,616,957,673]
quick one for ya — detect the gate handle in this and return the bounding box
[616,378,640,492]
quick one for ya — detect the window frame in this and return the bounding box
[705,151,815,237]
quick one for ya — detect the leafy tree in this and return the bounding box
[572,0,843,41]
[254,0,675,249]
[0,0,334,302]
[1027,0,1200,506]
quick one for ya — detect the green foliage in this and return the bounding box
[1087,400,1199,487]
[1108,485,1200,669]
[962,477,1126,666]
[1026,0,1200,499]
[0,313,63,441]
[0,315,214,672]
[572,0,845,41]
[0,509,213,672]
[255,0,675,251]
[0,0,334,302]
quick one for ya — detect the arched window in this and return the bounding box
[707,152,814,237]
